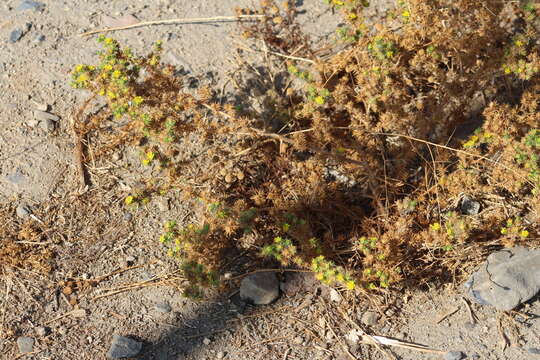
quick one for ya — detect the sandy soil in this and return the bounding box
[0,1,539,360]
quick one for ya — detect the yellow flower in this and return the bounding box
[104,37,114,45]
[348,12,357,20]
[430,222,441,231]
[133,96,144,105]
[125,196,135,205]
[314,96,325,105]
[75,64,85,72]
[345,280,356,290]
[315,273,324,281]
[402,10,410,18]
[112,70,122,79]
[77,73,89,83]
[520,230,529,238]
[103,64,113,71]
[515,40,524,47]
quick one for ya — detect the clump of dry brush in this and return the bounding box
[70,0,540,297]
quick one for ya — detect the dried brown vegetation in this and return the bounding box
[65,0,540,296]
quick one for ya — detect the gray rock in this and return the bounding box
[34,110,60,122]
[240,272,279,305]
[460,195,480,215]
[360,311,380,326]
[529,348,540,355]
[16,204,30,218]
[17,0,45,11]
[444,351,465,360]
[140,271,155,282]
[16,336,34,354]
[9,29,23,43]
[40,119,56,132]
[216,351,225,359]
[464,247,540,310]
[155,302,172,313]
[107,335,142,359]
[202,337,211,345]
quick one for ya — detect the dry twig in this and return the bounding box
[80,15,265,37]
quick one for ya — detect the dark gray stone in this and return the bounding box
[444,351,465,360]
[529,348,540,355]
[17,0,45,11]
[460,195,480,215]
[464,247,540,310]
[107,335,142,359]
[155,302,172,313]
[240,272,279,305]
[9,29,23,43]
[16,336,34,354]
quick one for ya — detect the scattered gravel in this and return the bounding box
[16,336,34,354]
[107,335,142,359]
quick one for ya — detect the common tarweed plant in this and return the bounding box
[71,0,540,298]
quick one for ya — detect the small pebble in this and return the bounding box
[40,119,55,132]
[329,288,342,303]
[125,255,135,264]
[35,326,48,337]
[9,29,23,43]
[155,302,172,313]
[107,335,142,359]
[360,311,379,326]
[34,110,60,122]
[202,337,211,345]
[33,34,45,43]
[528,348,540,355]
[16,204,30,218]
[16,336,34,354]
[216,351,225,359]
[293,336,303,345]
[123,212,132,221]
[444,351,465,360]
[17,0,45,11]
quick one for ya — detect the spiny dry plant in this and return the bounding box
[69,0,540,298]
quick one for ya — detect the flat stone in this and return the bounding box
[444,351,465,360]
[34,110,60,122]
[529,348,540,355]
[155,302,172,313]
[17,0,45,11]
[464,247,540,310]
[9,29,23,43]
[107,335,142,359]
[32,101,48,111]
[240,272,279,305]
[16,204,30,218]
[16,336,34,354]
[33,34,45,43]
